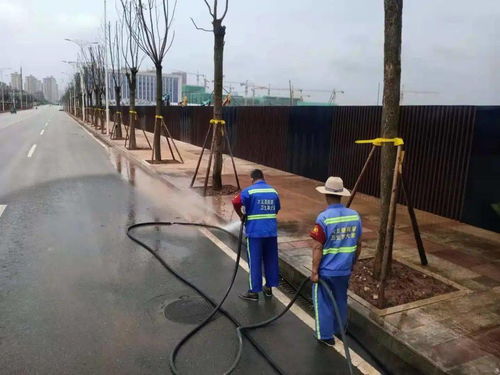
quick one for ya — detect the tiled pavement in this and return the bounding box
[80,118,500,374]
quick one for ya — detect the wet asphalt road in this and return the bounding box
[0,107,360,374]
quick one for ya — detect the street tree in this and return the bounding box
[191,0,229,190]
[79,48,93,109]
[88,47,103,105]
[88,45,106,128]
[132,0,177,161]
[120,0,144,149]
[373,0,403,280]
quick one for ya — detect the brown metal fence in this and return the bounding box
[328,106,476,220]
[108,104,485,223]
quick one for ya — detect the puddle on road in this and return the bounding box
[106,147,224,227]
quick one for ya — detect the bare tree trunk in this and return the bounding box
[128,70,137,149]
[115,85,123,138]
[373,0,403,280]
[211,19,225,190]
[153,64,163,161]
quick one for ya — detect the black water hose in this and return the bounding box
[127,220,353,375]
[279,275,388,375]
[227,277,353,375]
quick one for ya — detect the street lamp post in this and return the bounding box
[104,0,110,134]
[80,68,86,121]
[69,88,72,113]
[73,82,76,115]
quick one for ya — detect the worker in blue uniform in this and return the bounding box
[232,169,280,302]
[309,177,362,347]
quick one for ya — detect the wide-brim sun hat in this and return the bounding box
[315,176,351,197]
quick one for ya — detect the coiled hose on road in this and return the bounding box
[127,220,353,375]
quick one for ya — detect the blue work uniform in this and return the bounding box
[311,204,362,340]
[240,180,280,293]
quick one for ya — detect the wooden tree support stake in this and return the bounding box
[380,144,403,282]
[124,112,152,150]
[349,138,428,270]
[150,116,183,163]
[100,109,107,134]
[110,112,124,140]
[346,145,376,208]
[401,174,428,266]
[190,120,240,196]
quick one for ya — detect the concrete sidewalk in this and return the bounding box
[79,117,500,375]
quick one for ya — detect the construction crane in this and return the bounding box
[400,84,439,103]
[172,70,208,88]
[284,87,344,104]
[213,78,345,105]
[400,89,439,102]
[223,80,244,94]
[328,89,345,104]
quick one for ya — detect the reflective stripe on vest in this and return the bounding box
[247,214,277,221]
[322,245,357,255]
[323,215,359,225]
[248,188,278,195]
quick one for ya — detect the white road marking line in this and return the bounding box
[27,144,37,158]
[198,228,379,375]
[40,129,45,135]
[44,122,48,128]
[81,126,108,150]
[0,205,6,219]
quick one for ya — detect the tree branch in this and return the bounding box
[221,0,229,20]
[203,0,214,17]
[190,17,213,32]
[135,0,159,62]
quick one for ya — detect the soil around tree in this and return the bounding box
[350,258,457,309]
[192,184,239,197]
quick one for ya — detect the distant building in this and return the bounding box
[43,76,59,103]
[172,71,187,86]
[182,85,212,105]
[10,72,22,90]
[107,70,182,105]
[25,75,42,94]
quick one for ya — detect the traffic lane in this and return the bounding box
[135,225,356,375]
[0,107,43,130]
[0,106,110,204]
[0,175,170,374]
[0,106,53,195]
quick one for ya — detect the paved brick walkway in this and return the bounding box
[82,119,500,374]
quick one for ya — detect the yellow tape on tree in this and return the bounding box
[155,115,163,119]
[210,119,226,125]
[355,137,404,146]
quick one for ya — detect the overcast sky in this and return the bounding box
[0,0,498,104]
